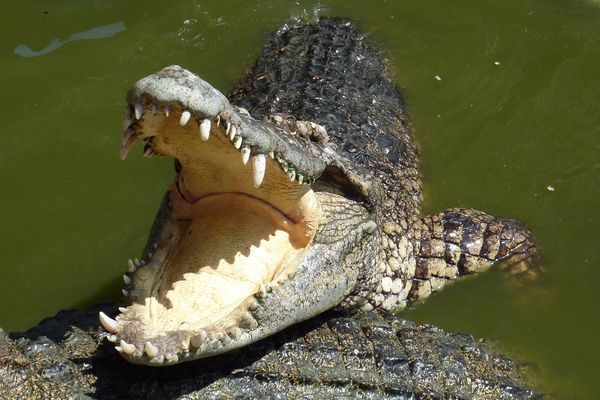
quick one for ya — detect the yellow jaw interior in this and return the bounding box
[128,192,305,333]
[119,103,322,343]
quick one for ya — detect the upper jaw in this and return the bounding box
[123,65,328,185]
[121,65,329,242]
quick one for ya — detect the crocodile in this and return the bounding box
[0,17,543,400]
[96,17,536,368]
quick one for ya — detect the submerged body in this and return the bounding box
[99,19,536,366]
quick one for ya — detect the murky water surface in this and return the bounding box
[1,0,599,397]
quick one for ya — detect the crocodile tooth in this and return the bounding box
[144,341,159,358]
[215,115,221,126]
[152,242,158,250]
[229,125,237,141]
[151,103,157,114]
[233,136,243,149]
[165,353,178,363]
[246,318,258,330]
[225,121,231,135]
[107,334,117,343]
[118,306,127,313]
[179,110,191,126]
[196,343,208,352]
[115,345,123,353]
[119,340,136,355]
[149,355,165,364]
[237,106,250,116]
[123,274,131,285]
[248,299,259,311]
[127,259,136,273]
[144,147,152,157]
[241,147,251,165]
[181,338,190,349]
[134,103,143,120]
[252,154,266,188]
[241,312,258,329]
[122,289,129,297]
[99,312,118,333]
[256,283,267,298]
[315,124,327,136]
[190,330,208,348]
[288,170,296,182]
[298,174,304,184]
[227,327,242,340]
[134,258,142,266]
[199,119,211,141]
[269,151,275,159]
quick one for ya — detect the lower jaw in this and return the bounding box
[118,192,305,344]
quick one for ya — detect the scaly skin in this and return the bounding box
[95,18,538,366]
[0,304,542,399]
[228,19,537,314]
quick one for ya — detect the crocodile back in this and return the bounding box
[230,18,422,223]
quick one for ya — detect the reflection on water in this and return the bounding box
[14,22,126,58]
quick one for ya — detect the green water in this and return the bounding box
[1,0,599,397]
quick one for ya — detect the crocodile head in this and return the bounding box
[100,65,379,365]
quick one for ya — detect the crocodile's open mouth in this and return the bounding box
[99,66,325,365]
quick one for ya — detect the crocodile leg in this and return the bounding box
[360,208,537,313]
[408,208,537,301]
